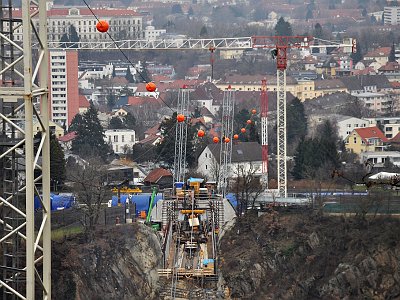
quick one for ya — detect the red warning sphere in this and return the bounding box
[177,114,185,122]
[224,137,230,143]
[246,119,252,125]
[251,109,257,114]
[197,130,205,137]
[233,134,239,140]
[96,20,109,33]
[241,128,246,133]
[146,82,157,92]
[213,137,220,143]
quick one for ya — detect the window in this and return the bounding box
[114,135,118,142]
[108,136,111,143]
[131,135,134,142]
[122,135,124,142]
[205,165,208,170]
[115,145,118,152]
[353,137,357,143]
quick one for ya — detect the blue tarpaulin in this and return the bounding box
[34,193,75,211]
[226,193,237,207]
[111,193,163,215]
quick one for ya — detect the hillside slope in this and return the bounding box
[52,224,162,300]
[219,210,400,300]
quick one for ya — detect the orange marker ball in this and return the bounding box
[246,119,252,124]
[96,20,109,33]
[213,137,219,143]
[146,82,157,92]
[177,114,185,122]
[252,109,257,114]
[224,137,230,143]
[241,128,246,133]
[233,134,239,140]
[198,130,205,137]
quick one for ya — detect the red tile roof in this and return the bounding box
[145,123,161,136]
[391,132,400,143]
[365,47,391,58]
[354,126,388,143]
[79,95,90,108]
[57,131,77,142]
[127,96,162,106]
[144,168,172,183]
[379,62,400,72]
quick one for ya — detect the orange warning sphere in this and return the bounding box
[197,130,205,137]
[233,134,239,140]
[177,114,185,122]
[241,128,246,133]
[251,109,257,114]
[146,82,157,92]
[96,20,109,33]
[224,137,230,143]
[213,137,219,143]
[246,119,252,125]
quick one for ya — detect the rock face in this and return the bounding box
[219,210,400,300]
[52,224,162,300]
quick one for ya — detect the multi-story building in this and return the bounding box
[105,129,137,154]
[11,4,143,42]
[143,26,166,41]
[49,49,79,127]
[384,6,400,25]
[355,92,393,114]
[345,126,388,154]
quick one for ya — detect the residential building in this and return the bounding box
[345,126,388,154]
[10,5,143,42]
[34,120,65,138]
[335,116,369,139]
[339,75,392,95]
[57,131,77,151]
[367,116,400,138]
[105,129,137,154]
[144,26,167,41]
[378,62,400,82]
[143,168,173,189]
[355,92,393,114]
[313,79,347,99]
[49,49,79,127]
[384,6,400,25]
[197,142,262,180]
[364,47,391,66]
[359,151,400,167]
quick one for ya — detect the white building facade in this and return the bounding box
[105,129,137,154]
[384,6,400,25]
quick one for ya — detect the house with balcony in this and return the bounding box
[345,126,388,154]
[359,151,400,167]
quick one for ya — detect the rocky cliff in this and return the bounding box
[219,210,400,300]
[52,223,162,300]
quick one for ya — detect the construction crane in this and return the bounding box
[218,87,235,197]
[1,3,356,295]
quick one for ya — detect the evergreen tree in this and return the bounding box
[287,97,307,145]
[199,25,208,37]
[351,44,363,64]
[109,116,124,129]
[156,114,178,167]
[123,112,136,129]
[137,61,151,83]
[68,113,84,133]
[125,67,135,83]
[50,134,66,191]
[106,93,116,110]
[313,23,323,39]
[60,33,69,48]
[69,25,79,48]
[71,103,111,159]
[389,42,397,62]
[306,8,313,21]
[275,17,293,36]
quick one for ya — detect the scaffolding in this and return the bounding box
[0,0,51,299]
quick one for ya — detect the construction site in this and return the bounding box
[4,0,400,300]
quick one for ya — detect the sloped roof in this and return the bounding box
[339,75,392,91]
[78,95,90,108]
[314,79,346,90]
[364,47,391,58]
[144,123,161,136]
[391,131,400,143]
[354,126,388,143]
[144,168,172,183]
[206,142,262,163]
[378,61,400,72]
[58,131,76,142]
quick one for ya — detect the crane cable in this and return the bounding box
[81,0,175,112]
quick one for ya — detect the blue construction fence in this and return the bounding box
[34,193,76,211]
[111,193,164,216]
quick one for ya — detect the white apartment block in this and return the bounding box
[336,116,369,140]
[10,5,143,42]
[366,117,400,138]
[105,129,137,154]
[384,6,400,25]
[144,26,167,41]
[355,92,393,114]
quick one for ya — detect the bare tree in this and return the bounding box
[67,158,111,237]
[232,162,263,216]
